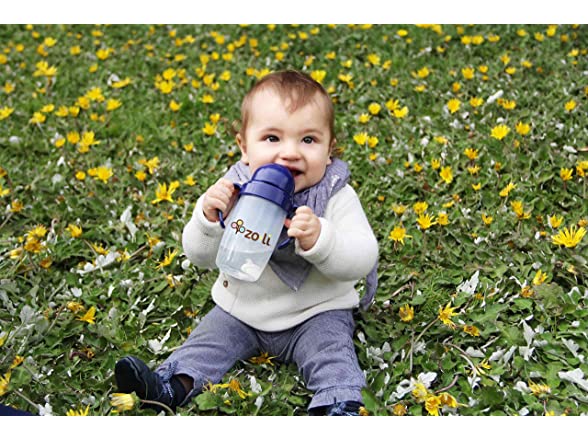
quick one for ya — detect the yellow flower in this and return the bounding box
[521,285,534,298]
[516,121,531,136]
[560,168,573,181]
[33,60,57,77]
[29,112,46,124]
[90,166,113,184]
[66,224,83,238]
[439,166,453,184]
[392,403,407,416]
[389,226,412,245]
[368,103,381,115]
[499,182,516,198]
[392,204,407,216]
[156,249,178,270]
[463,148,479,160]
[0,106,14,120]
[202,122,216,135]
[469,166,481,176]
[438,302,458,328]
[564,100,576,112]
[399,304,414,322]
[152,181,180,204]
[209,378,250,399]
[248,352,277,366]
[169,100,181,112]
[548,215,564,229]
[430,159,441,170]
[552,225,586,248]
[358,113,370,123]
[511,200,531,220]
[139,157,160,175]
[533,269,548,286]
[29,225,48,238]
[367,136,379,148]
[77,306,96,325]
[310,70,326,83]
[353,132,369,145]
[438,392,458,408]
[413,201,428,215]
[425,395,441,416]
[470,97,484,108]
[437,212,449,226]
[106,99,122,111]
[412,382,429,403]
[417,214,437,230]
[447,98,461,114]
[472,183,482,191]
[0,372,11,397]
[528,380,551,397]
[491,124,510,140]
[110,393,136,412]
[393,106,409,118]
[461,66,475,80]
[463,324,480,336]
[66,405,90,416]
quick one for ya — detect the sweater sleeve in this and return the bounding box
[181,195,224,269]
[295,185,378,281]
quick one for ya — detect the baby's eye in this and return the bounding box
[265,135,279,142]
[302,136,314,144]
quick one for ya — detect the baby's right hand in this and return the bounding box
[202,178,239,223]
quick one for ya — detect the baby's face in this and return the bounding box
[237,89,333,192]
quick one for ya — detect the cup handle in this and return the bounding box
[277,204,299,249]
[218,183,241,229]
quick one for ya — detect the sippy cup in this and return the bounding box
[216,164,295,282]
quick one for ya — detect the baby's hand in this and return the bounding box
[285,206,321,251]
[202,178,238,223]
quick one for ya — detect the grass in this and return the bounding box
[0,24,587,416]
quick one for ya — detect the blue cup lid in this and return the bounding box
[240,164,294,212]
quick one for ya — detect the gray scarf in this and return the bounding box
[224,158,377,310]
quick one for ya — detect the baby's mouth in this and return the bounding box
[286,167,303,177]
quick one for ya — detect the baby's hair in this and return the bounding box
[238,70,335,143]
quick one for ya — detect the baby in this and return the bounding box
[115,70,378,415]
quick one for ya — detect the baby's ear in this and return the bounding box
[236,133,249,164]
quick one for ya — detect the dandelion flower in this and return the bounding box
[417,214,437,230]
[248,352,276,366]
[77,306,96,325]
[560,168,573,182]
[439,166,453,184]
[447,99,461,114]
[0,372,11,397]
[110,393,136,412]
[564,100,576,112]
[156,249,178,270]
[413,201,428,215]
[463,325,480,336]
[152,181,180,204]
[548,215,564,229]
[438,302,458,328]
[499,182,516,198]
[551,225,586,248]
[399,304,414,322]
[490,124,510,140]
[516,121,531,136]
[425,395,441,416]
[533,269,548,286]
[66,405,90,416]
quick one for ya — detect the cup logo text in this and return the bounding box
[230,219,272,247]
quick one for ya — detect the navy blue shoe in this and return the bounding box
[115,356,178,412]
[309,400,363,416]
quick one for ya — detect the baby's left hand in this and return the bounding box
[285,206,321,251]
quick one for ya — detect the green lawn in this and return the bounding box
[0,24,587,416]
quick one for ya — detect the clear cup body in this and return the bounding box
[216,195,286,282]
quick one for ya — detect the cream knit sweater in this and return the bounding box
[182,184,378,332]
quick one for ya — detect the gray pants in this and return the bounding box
[156,306,365,410]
